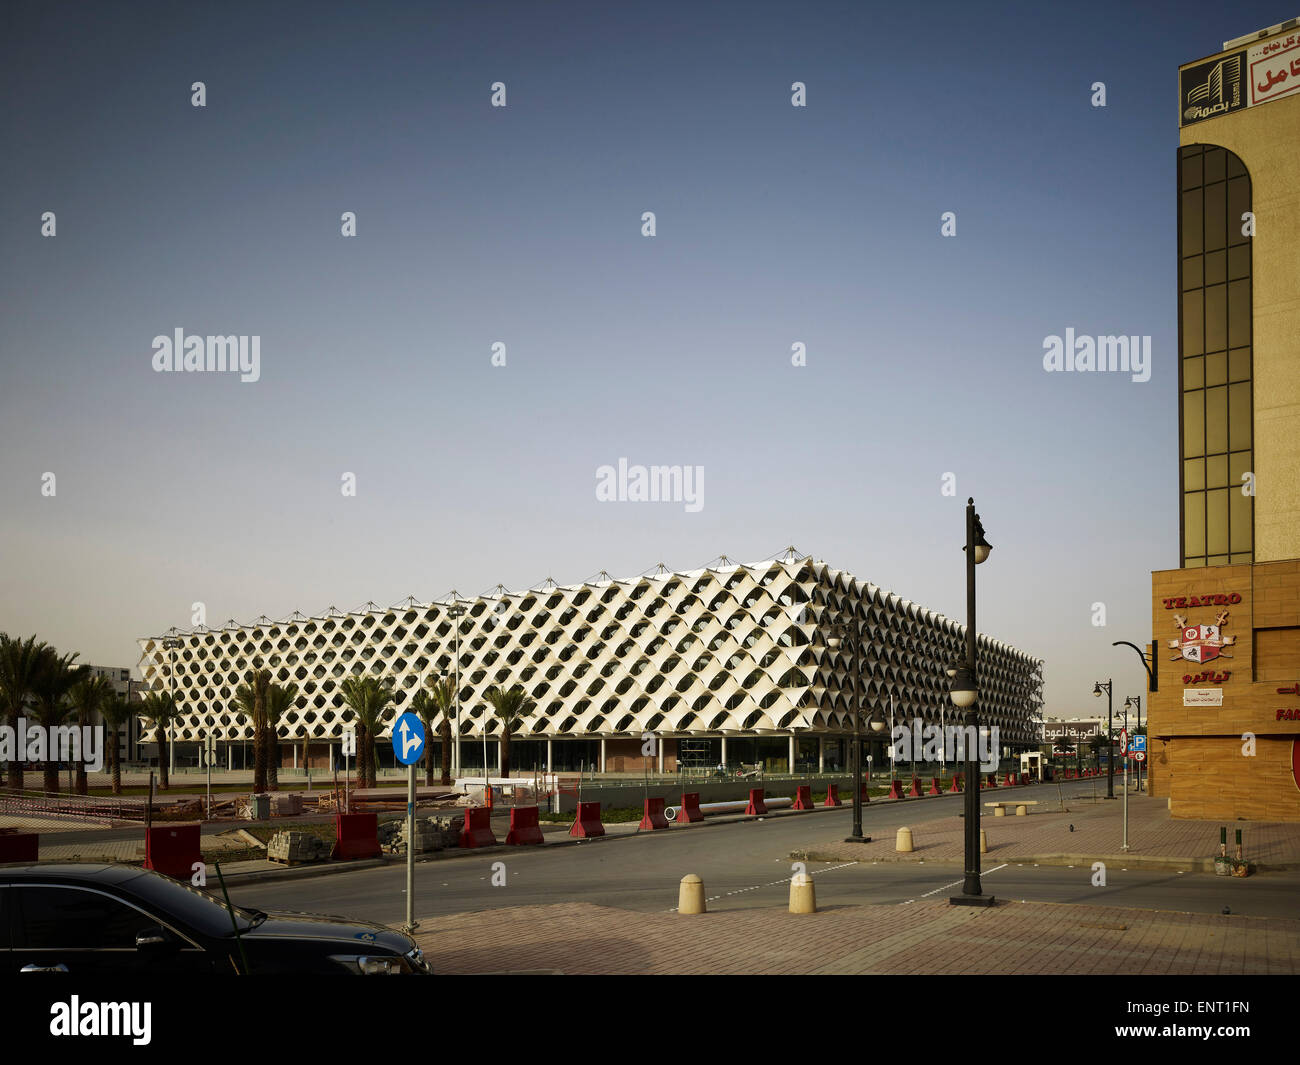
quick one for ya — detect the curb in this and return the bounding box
[788,850,1300,873]
[1011,853,1300,873]
[215,804,851,883]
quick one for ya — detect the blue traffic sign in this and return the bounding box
[1131,734,1147,751]
[391,713,426,766]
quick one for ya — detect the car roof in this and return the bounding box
[0,862,156,887]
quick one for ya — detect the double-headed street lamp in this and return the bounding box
[162,634,181,778]
[828,620,882,842]
[443,602,467,778]
[950,498,994,907]
[1093,679,1114,799]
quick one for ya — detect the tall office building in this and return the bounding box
[1149,18,1300,819]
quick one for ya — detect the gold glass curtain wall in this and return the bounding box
[1179,144,1253,568]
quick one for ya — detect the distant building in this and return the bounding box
[138,552,1044,775]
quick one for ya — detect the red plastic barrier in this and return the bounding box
[569,801,605,838]
[791,784,814,810]
[638,797,670,830]
[1004,772,1016,787]
[824,784,842,807]
[0,831,38,862]
[745,788,768,815]
[949,774,963,793]
[678,792,704,823]
[144,824,202,880]
[460,806,499,848]
[505,805,545,845]
[906,777,923,798]
[860,780,871,803]
[928,777,942,796]
[887,779,905,800]
[333,812,382,859]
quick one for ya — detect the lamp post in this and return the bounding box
[445,603,466,779]
[162,635,181,779]
[950,498,994,907]
[828,621,868,843]
[1093,680,1114,798]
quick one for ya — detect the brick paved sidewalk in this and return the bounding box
[414,899,1300,975]
[792,791,1300,867]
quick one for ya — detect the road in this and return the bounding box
[229,781,1300,926]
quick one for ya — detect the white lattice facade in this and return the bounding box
[137,555,1043,748]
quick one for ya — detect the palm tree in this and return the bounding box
[245,669,271,793]
[482,685,534,779]
[428,675,456,786]
[99,693,133,795]
[0,633,49,791]
[265,682,300,792]
[138,691,178,790]
[340,675,395,789]
[31,648,89,794]
[68,674,113,795]
[410,689,437,786]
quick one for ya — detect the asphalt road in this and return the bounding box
[229,781,1300,926]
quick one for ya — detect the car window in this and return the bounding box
[117,870,254,937]
[14,886,159,949]
[0,887,8,950]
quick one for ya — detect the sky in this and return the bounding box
[0,0,1283,721]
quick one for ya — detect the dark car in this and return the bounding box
[0,863,432,975]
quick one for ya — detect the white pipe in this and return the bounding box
[664,796,793,821]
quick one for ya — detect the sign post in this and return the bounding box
[203,733,216,821]
[1119,730,1130,851]
[1131,734,1147,794]
[341,727,356,814]
[392,712,426,934]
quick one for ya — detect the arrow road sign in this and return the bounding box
[392,712,426,766]
[341,727,356,757]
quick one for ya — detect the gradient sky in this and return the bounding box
[1,0,1282,720]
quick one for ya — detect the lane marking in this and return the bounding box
[902,863,1008,905]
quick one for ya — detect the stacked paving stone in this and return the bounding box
[267,830,330,864]
[380,815,464,855]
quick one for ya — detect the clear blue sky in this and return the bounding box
[1,1,1280,719]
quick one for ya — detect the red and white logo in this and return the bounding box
[1170,610,1235,664]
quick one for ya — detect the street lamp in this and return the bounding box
[162,635,181,780]
[828,621,868,843]
[1093,680,1114,799]
[951,498,994,907]
[445,603,466,779]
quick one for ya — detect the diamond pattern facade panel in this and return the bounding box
[137,555,1044,747]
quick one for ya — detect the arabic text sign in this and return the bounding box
[1249,33,1300,105]
[1180,31,1300,125]
[1183,688,1225,707]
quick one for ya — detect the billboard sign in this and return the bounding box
[1181,51,1246,125]
[1043,721,1102,742]
[1181,31,1300,125]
